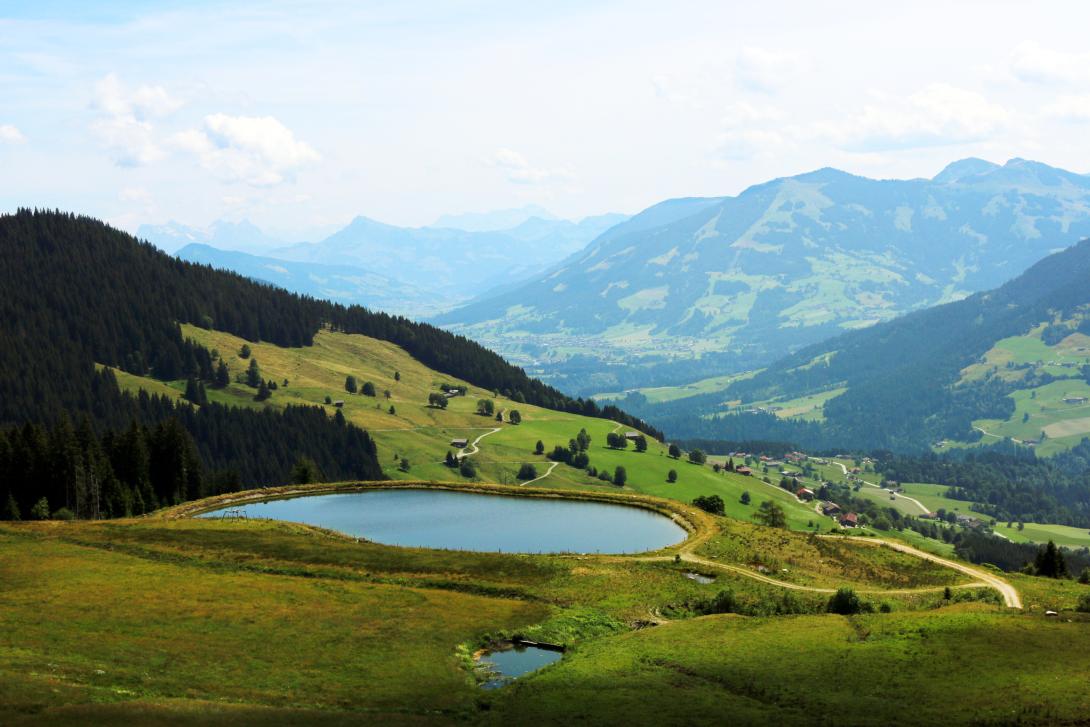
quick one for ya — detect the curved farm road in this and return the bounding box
[457,427,501,459]
[520,461,560,486]
[848,537,1022,608]
[823,459,931,515]
[623,523,1020,606]
[815,460,1020,607]
[973,425,1023,444]
[631,551,992,600]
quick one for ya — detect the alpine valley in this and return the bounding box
[438,158,1090,395]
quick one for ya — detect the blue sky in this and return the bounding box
[3,0,1090,240]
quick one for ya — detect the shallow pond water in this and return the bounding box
[477,643,563,689]
[684,571,716,584]
[200,488,687,554]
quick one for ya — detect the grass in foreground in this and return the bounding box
[482,606,1090,726]
[0,487,1022,725]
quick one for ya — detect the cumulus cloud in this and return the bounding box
[95,73,182,120]
[91,74,182,166]
[171,114,320,186]
[735,47,802,92]
[0,124,26,144]
[489,148,572,185]
[827,84,1009,152]
[1043,95,1090,123]
[1011,42,1090,84]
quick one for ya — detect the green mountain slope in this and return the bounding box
[0,210,651,520]
[646,236,1090,453]
[438,158,1090,395]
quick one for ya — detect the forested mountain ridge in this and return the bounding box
[0,210,654,521]
[635,236,1090,453]
[438,158,1090,395]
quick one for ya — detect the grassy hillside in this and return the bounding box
[0,487,1006,724]
[110,325,823,530]
[948,328,1090,456]
[642,237,1090,454]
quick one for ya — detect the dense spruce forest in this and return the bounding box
[637,237,1090,452]
[0,210,653,519]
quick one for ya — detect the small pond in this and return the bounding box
[200,488,687,554]
[684,571,716,584]
[477,643,563,689]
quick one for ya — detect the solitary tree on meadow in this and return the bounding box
[754,500,787,528]
[246,358,261,387]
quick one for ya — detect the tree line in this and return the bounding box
[0,383,381,520]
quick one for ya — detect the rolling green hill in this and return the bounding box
[0,210,653,522]
[108,323,822,530]
[638,235,1090,455]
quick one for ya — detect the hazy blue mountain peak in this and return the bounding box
[431,204,558,231]
[933,157,1001,184]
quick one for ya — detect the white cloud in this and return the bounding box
[489,148,572,185]
[95,73,182,120]
[827,84,1009,152]
[92,116,162,166]
[91,74,182,167]
[171,114,320,186]
[735,47,802,92]
[1043,95,1090,123]
[0,124,25,144]
[1011,41,1090,84]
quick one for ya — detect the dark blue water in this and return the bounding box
[478,644,563,689]
[200,488,685,554]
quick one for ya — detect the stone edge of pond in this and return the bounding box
[148,480,712,553]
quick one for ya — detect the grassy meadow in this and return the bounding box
[592,371,754,404]
[480,606,1090,726]
[0,487,1011,725]
[945,328,1090,455]
[9,325,1090,724]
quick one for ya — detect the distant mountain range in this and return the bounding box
[430,203,558,231]
[175,244,448,317]
[146,210,628,317]
[270,213,628,301]
[435,158,1090,395]
[137,219,287,255]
